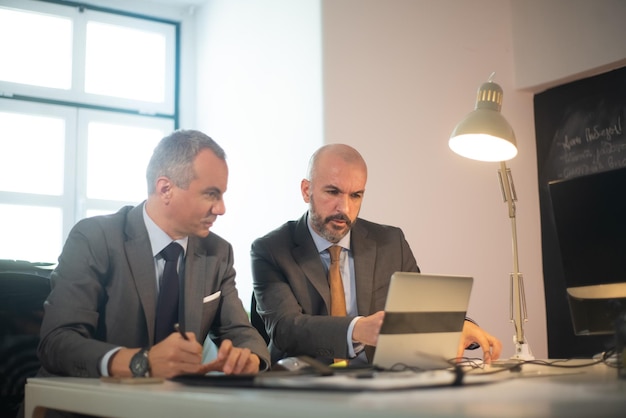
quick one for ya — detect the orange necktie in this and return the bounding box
[328,245,347,317]
[328,245,348,363]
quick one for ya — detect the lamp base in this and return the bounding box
[511,336,534,361]
[486,338,534,371]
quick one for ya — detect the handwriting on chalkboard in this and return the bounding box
[550,111,626,180]
[585,117,623,142]
[558,117,623,151]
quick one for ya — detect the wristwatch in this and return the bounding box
[129,348,150,377]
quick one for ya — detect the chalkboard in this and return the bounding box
[535,66,626,358]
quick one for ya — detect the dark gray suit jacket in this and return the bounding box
[38,203,270,377]
[251,212,419,364]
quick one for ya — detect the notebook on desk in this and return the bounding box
[372,272,473,371]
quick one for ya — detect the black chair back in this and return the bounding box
[250,293,270,345]
[0,260,52,418]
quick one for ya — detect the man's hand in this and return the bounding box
[201,339,261,375]
[109,331,204,378]
[456,320,502,364]
[352,311,385,346]
[148,331,206,377]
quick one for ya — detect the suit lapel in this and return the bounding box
[182,238,211,338]
[124,204,159,343]
[351,220,378,362]
[351,221,377,316]
[292,214,331,311]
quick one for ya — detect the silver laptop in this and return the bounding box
[372,272,473,370]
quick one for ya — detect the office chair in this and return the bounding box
[0,260,52,418]
[250,293,270,345]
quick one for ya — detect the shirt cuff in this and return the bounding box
[347,316,365,358]
[100,347,122,376]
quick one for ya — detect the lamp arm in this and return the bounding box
[498,162,533,360]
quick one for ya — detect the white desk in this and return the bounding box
[25,363,626,418]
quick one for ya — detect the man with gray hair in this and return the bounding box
[37,129,269,385]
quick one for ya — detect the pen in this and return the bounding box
[174,323,189,340]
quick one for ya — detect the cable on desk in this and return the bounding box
[459,351,616,373]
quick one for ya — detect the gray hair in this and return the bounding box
[146,129,226,194]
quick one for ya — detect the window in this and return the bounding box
[0,5,73,90]
[0,0,178,263]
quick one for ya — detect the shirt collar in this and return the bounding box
[143,203,189,257]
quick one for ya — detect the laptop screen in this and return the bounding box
[373,272,473,370]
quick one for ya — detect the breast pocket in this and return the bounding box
[203,291,221,304]
[200,291,221,337]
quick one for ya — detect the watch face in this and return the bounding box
[130,349,149,377]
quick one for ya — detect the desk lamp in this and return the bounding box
[448,73,534,361]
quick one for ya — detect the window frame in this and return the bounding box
[0,0,180,263]
[0,0,179,118]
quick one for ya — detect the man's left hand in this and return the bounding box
[201,339,261,374]
[456,321,502,364]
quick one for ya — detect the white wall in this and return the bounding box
[194,0,324,308]
[511,0,626,92]
[321,0,544,358]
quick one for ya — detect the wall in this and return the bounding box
[194,0,324,308]
[511,0,626,92]
[322,0,543,358]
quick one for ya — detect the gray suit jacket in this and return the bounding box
[251,213,419,364]
[38,203,270,377]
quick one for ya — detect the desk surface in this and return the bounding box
[25,362,626,418]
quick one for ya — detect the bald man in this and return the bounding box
[251,144,501,366]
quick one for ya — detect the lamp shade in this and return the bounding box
[449,80,518,162]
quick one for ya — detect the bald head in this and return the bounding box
[306,144,368,183]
